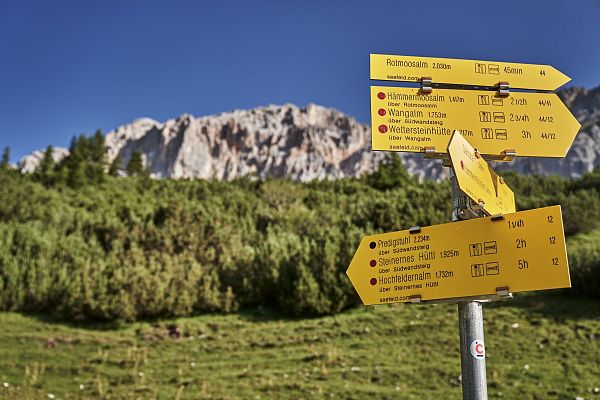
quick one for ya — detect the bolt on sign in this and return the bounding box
[370,54,571,91]
[371,86,580,157]
[447,131,515,216]
[346,206,570,305]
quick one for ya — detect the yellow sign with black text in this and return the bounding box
[371,86,580,158]
[370,54,571,91]
[448,131,515,216]
[346,206,570,305]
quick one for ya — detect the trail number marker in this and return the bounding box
[470,340,486,360]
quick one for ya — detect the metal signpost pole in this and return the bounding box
[458,301,487,400]
[450,168,488,400]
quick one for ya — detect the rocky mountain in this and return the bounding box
[102,105,388,181]
[18,147,70,173]
[17,86,600,181]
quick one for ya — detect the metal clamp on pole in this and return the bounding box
[409,226,422,234]
[466,198,487,218]
[423,146,449,162]
[482,149,516,163]
[495,287,512,298]
[500,149,516,162]
[491,213,505,222]
[497,81,510,97]
[451,168,486,220]
[423,147,437,158]
[477,199,486,210]
[421,77,433,94]
[410,295,422,303]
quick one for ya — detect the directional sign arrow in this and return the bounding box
[346,205,570,305]
[448,131,515,216]
[370,54,571,91]
[371,86,581,158]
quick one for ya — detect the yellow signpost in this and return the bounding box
[448,131,515,216]
[346,205,570,305]
[371,86,580,157]
[370,54,571,91]
[363,54,576,398]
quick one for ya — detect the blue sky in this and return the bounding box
[1,0,599,161]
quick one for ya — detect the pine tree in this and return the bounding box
[1,146,9,168]
[108,154,122,176]
[67,162,87,188]
[365,153,412,190]
[36,145,55,185]
[83,129,106,184]
[87,130,106,183]
[58,131,108,187]
[90,130,106,164]
[126,151,144,176]
[63,135,88,188]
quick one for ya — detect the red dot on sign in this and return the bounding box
[460,160,464,170]
[370,278,377,286]
[370,260,376,267]
[377,92,386,100]
[378,108,386,116]
[378,125,388,133]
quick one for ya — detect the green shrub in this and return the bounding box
[1,159,599,321]
[567,230,600,298]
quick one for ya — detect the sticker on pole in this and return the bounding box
[470,339,485,360]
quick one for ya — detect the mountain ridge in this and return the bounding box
[17,85,600,181]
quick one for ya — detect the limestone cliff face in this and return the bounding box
[17,86,600,181]
[103,103,388,181]
[17,147,70,173]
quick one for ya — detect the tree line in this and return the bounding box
[1,130,148,187]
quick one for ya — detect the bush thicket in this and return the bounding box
[0,136,599,320]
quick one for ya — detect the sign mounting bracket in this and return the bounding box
[497,81,510,97]
[423,146,450,162]
[409,226,422,234]
[482,149,517,163]
[491,213,505,222]
[420,77,432,94]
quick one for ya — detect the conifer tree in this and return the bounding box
[36,145,55,185]
[58,131,109,187]
[126,151,144,176]
[0,146,9,168]
[365,153,411,190]
[63,134,88,188]
[108,154,122,176]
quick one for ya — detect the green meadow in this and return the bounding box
[1,294,599,400]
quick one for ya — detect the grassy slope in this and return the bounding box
[0,295,599,400]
